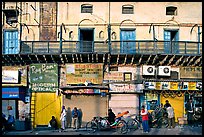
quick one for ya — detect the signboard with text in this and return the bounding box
[180,67,202,79]
[30,64,58,92]
[66,63,103,84]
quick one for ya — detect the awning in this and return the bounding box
[2,87,26,101]
[60,85,109,90]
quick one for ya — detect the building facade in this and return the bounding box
[2,2,202,129]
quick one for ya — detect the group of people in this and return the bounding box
[49,106,82,130]
[49,98,196,132]
[140,100,176,133]
[2,113,15,132]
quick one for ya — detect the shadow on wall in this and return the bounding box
[78,108,83,128]
[66,107,72,128]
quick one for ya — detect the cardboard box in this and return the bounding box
[178,117,188,125]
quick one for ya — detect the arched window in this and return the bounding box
[122,5,134,14]
[81,4,93,13]
[99,31,104,38]
[69,31,73,39]
[166,6,177,16]
[111,32,116,40]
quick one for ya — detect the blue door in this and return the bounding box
[3,30,19,54]
[164,30,179,54]
[120,29,136,54]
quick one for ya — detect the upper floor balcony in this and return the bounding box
[16,40,202,55]
[2,40,202,67]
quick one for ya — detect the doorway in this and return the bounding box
[164,30,179,54]
[79,28,94,52]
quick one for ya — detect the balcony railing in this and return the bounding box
[18,40,202,55]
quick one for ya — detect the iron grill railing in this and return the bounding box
[18,40,202,55]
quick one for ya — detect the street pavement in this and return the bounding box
[3,125,202,136]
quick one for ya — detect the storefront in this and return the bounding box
[29,63,61,128]
[109,83,143,116]
[2,87,26,118]
[2,66,30,130]
[59,63,106,127]
[61,86,108,127]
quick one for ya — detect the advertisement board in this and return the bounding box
[30,63,58,92]
[66,63,103,84]
[2,66,28,86]
[2,70,19,83]
[170,82,178,90]
[180,67,202,79]
[109,84,143,93]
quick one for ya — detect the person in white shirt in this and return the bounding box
[166,104,175,128]
[60,105,67,130]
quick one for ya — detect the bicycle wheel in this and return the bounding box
[116,120,128,134]
[127,119,140,131]
[85,121,97,131]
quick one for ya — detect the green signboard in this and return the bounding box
[30,63,58,92]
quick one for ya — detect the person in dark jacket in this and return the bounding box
[185,98,194,127]
[49,116,58,130]
[108,108,116,124]
[72,107,79,129]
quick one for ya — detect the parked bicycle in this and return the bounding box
[127,115,141,131]
[85,111,129,134]
[150,105,169,128]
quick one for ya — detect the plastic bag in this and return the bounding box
[48,123,51,127]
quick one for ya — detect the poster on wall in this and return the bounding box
[66,63,103,84]
[161,82,170,90]
[178,82,188,90]
[2,66,28,86]
[103,72,123,81]
[188,82,197,90]
[2,70,19,83]
[196,82,202,90]
[180,67,202,79]
[30,63,58,92]
[156,82,162,90]
[109,84,140,93]
[170,82,178,90]
[144,82,156,90]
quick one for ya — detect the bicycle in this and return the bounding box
[127,115,141,131]
[85,111,129,134]
[85,116,102,131]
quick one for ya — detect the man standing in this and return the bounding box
[72,107,79,129]
[166,104,175,128]
[185,98,194,127]
[60,105,67,130]
[141,105,149,133]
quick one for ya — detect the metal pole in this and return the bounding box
[60,24,62,53]
[108,2,111,53]
[198,26,200,54]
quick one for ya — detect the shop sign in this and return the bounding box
[66,63,103,84]
[63,89,108,94]
[170,82,178,90]
[161,82,170,90]
[156,82,162,90]
[109,84,142,93]
[178,82,188,90]
[196,82,202,90]
[30,63,58,92]
[104,72,124,81]
[2,66,28,86]
[2,70,19,83]
[188,82,197,90]
[180,67,202,79]
[144,82,156,90]
[2,87,25,100]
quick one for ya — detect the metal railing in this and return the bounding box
[19,40,202,55]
